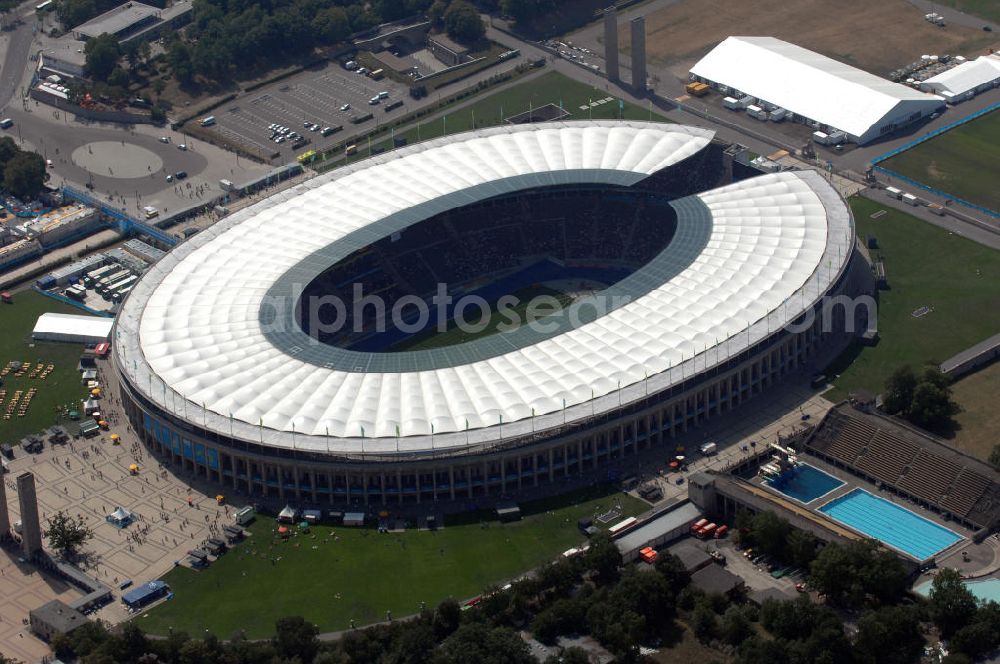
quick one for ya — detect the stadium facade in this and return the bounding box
[113,122,873,505]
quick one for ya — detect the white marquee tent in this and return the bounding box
[32,312,113,345]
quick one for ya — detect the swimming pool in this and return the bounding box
[916,577,1000,603]
[766,463,844,503]
[819,489,962,560]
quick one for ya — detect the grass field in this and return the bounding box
[0,290,90,443]
[934,0,1000,24]
[611,0,996,77]
[881,109,1000,213]
[949,362,1000,460]
[324,70,668,168]
[139,485,647,638]
[825,197,1000,401]
[392,285,574,352]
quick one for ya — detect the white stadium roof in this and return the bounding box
[922,55,1000,97]
[33,312,113,345]
[115,122,853,455]
[690,36,943,141]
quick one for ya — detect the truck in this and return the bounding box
[200,116,216,127]
[769,108,787,122]
[369,68,384,80]
[235,506,256,526]
[723,96,741,110]
[105,275,137,300]
[64,284,86,301]
[219,179,234,191]
[746,105,768,121]
[0,118,12,129]
[699,441,718,455]
[97,270,131,294]
[884,186,903,200]
[84,264,116,287]
[685,81,709,96]
[690,518,708,534]
[696,522,717,539]
[111,285,133,303]
[812,131,830,145]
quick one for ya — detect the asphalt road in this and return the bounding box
[0,12,34,112]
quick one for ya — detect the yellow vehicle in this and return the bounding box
[345,144,358,156]
[296,149,317,164]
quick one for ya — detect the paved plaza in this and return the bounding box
[1,360,249,661]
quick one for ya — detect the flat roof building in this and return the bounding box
[29,600,89,642]
[690,36,944,144]
[615,502,701,562]
[73,0,192,44]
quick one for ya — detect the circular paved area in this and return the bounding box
[71,141,164,178]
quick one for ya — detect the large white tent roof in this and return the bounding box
[923,55,1000,96]
[115,122,853,455]
[690,36,942,138]
[33,312,113,343]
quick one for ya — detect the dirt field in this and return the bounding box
[949,362,1000,462]
[616,0,998,77]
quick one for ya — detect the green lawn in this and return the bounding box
[881,109,1000,213]
[824,197,1000,400]
[321,70,668,168]
[139,485,647,638]
[0,290,90,443]
[932,0,1000,24]
[392,285,574,351]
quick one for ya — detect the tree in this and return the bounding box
[929,568,978,638]
[720,606,753,646]
[443,0,484,43]
[786,529,818,568]
[428,0,448,25]
[853,606,924,664]
[908,380,958,432]
[500,0,554,23]
[748,511,791,558]
[545,647,589,664]
[0,136,18,170]
[44,510,92,557]
[737,636,789,664]
[167,40,194,85]
[882,365,917,415]
[654,552,691,591]
[989,444,1000,469]
[312,7,351,44]
[584,532,621,584]
[691,599,717,643]
[433,597,462,640]
[437,623,534,664]
[273,616,318,664]
[84,33,120,81]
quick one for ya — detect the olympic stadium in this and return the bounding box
[113,121,874,505]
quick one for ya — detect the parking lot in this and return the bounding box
[208,61,413,161]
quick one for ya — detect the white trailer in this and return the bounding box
[723,96,741,110]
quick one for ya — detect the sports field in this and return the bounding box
[0,290,89,443]
[393,285,574,351]
[139,485,647,638]
[825,197,1000,401]
[880,109,1000,213]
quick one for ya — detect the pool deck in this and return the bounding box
[753,455,977,563]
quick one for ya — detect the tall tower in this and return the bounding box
[603,7,619,82]
[17,472,43,558]
[630,16,647,93]
[0,475,10,539]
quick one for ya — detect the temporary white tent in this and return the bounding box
[106,506,133,528]
[33,312,113,345]
[690,36,944,143]
[921,55,1000,102]
[277,505,298,523]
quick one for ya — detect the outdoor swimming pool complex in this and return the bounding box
[819,489,962,560]
[766,463,844,503]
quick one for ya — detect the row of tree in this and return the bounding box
[882,365,959,434]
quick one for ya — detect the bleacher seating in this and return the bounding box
[807,406,1000,528]
[897,449,961,505]
[855,430,918,486]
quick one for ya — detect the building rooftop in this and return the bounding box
[940,332,1000,374]
[690,564,743,595]
[29,599,88,635]
[75,1,159,39]
[616,502,702,555]
[666,540,713,572]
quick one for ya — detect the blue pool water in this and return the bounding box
[916,577,1000,603]
[819,489,962,560]
[766,463,844,503]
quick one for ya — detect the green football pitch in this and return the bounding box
[825,196,1000,400]
[880,108,1000,213]
[139,485,648,638]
